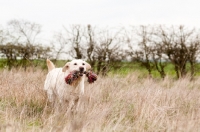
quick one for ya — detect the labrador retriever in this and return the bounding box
[44,59,91,105]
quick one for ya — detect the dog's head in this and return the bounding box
[62,59,91,74]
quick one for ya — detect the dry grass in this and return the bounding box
[0,69,200,132]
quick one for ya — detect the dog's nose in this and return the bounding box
[79,67,84,72]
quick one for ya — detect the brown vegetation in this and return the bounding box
[0,69,200,131]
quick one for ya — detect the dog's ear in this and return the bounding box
[62,62,70,72]
[85,62,91,70]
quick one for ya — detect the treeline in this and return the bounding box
[0,20,50,70]
[1,19,200,78]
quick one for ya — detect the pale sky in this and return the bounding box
[1,0,200,38]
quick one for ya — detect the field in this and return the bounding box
[0,69,200,132]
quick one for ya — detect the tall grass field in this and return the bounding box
[0,69,200,132]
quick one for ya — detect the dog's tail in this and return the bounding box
[46,59,55,72]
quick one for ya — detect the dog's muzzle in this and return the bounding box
[79,67,84,76]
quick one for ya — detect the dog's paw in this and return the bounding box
[86,71,97,83]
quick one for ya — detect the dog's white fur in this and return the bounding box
[44,59,91,104]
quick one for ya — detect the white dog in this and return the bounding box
[44,59,91,104]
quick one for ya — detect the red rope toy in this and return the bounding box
[65,70,97,85]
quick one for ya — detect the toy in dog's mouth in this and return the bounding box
[85,71,97,83]
[65,70,97,85]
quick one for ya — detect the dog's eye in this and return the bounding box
[82,63,85,65]
[74,63,77,65]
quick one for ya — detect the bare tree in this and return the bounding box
[54,25,125,75]
[85,24,96,68]
[157,26,196,78]
[63,25,85,59]
[94,27,125,75]
[0,28,4,44]
[8,19,41,45]
[8,20,43,70]
[0,19,50,70]
[187,35,200,78]
[51,32,69,61]
[127,26,155,78]
[150,44,167,79]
